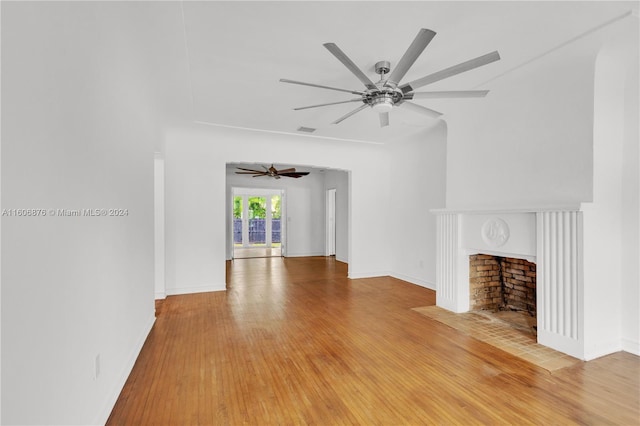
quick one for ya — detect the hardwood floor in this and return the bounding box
[108,257,639,425]
[233,246,282,259]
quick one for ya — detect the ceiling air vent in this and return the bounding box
[297,126,316,133]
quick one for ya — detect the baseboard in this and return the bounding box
[166,283,226,295]
[284,251,325,258]
[94,314,156,425]
[390,272,436,290]
[348,270,390,279]
[622,337,640,356]
[584,339,624,361]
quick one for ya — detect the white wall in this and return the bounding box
[583,41,625,359]
[390,122,448,289]
[164,125,393,293]
[445,58,596,208]
[1,3,190,424]
[584,17,639,359]
[165,137,224,294]
[620,32,640,355]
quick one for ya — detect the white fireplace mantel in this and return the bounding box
[431,205,586,359]
[430,204,583,215]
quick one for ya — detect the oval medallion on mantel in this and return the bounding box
[481,218,510,247]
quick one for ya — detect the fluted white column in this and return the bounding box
[436,214,469,312]
[536,210,584,359]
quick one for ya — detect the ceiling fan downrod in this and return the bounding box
[365,61,402,112]
[375,60,391,76]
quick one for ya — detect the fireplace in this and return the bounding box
[432,206,585,359]
[469,254,536,314]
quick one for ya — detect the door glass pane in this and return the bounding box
[233,196,242,245]
[248,196,266,245]
[271,195,281,245]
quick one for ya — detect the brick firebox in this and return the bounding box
[469,254,536,314]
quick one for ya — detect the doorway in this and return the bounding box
[232,188,285,259]
[326,188,336,256]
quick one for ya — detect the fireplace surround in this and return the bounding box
[432,206,585,359]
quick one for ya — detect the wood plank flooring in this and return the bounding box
[107,256,639,425]
[233,247,282,259]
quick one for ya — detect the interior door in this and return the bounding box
[326,188,336,256]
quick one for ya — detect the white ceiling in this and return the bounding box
[182,1,636,144]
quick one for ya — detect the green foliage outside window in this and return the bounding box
[233,195,281,219]
[248,197,266,218]
[271,195,281,219]
[233,196,242,218]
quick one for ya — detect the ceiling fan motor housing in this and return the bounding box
[369,93,394,111]
[365,85,404,111]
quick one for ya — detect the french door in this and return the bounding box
[232,188,285,258]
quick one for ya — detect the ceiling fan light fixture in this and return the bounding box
[370,94,394,112]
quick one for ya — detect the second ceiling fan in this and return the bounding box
[281,28,500,127]
[236,164,309,179]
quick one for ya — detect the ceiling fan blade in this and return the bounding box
[276,168,296,174]
[332,103,370,125]
[235,171,267,175]
[323,43,377,90]
[400,51,501,94]
[406,90,490,99]
[279,172,310,178]
[293,98,363,111]
[236,167,266,173]
[280,79,365,95]
[401,101,443,119]
[379,112,389,127]
[385,28,436,88]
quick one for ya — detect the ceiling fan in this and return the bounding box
[235,164,310,179]
[281,28,500,127]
